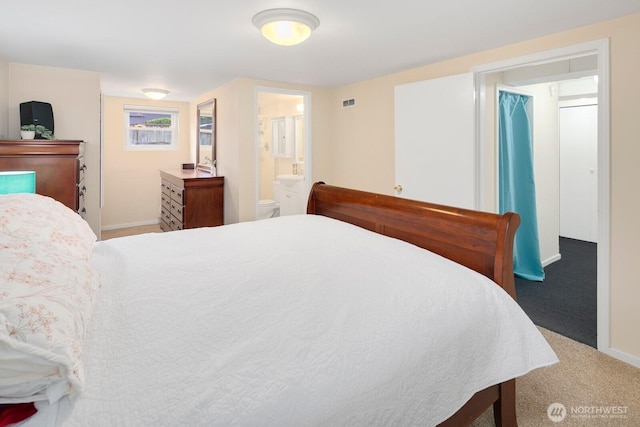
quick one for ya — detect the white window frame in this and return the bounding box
[124,105,179,151]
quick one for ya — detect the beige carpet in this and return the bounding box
[472,328,640,426]
[100,223,162,240]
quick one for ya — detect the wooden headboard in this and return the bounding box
[307,182,521,299]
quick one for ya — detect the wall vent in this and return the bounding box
[342,98,356,108]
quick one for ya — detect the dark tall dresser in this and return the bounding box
[0,140,86,217]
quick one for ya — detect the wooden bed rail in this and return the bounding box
[307,182,521,300]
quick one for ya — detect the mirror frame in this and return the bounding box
[196,99,216,166]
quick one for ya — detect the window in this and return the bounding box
[124,106,178,150]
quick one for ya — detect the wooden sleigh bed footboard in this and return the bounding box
[306,182,521,427]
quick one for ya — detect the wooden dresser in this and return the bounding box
[0,139,86,217]
[159,169,224,231]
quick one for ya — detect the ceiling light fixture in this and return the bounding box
[252,8,320,46]
[142,88,169,100]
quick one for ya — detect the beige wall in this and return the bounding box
[0,56,8,138]
[6,63,101,237]
[608,15,640,362]
[101,96,191,228]
[326,13,640,361]
[330,78,396,194]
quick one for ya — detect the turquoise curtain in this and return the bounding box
[498,91,545,281]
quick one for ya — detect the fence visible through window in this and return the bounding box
[124,106,178,150]
[129,129,173,145]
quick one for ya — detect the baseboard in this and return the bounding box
[542,253,561,267]
[602,346,640,369]
[101,219,159,231]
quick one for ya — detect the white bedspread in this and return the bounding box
[23,215,557,426]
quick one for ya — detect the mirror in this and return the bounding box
[270,116,294,158]
[196,99,216,166]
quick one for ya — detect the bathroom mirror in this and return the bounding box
[270,116,294,158]
[196,99,216,166]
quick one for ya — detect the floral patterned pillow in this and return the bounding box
[0,194,96,261]
[0,198,100,404]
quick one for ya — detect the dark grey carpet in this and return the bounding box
[515,237,597,348]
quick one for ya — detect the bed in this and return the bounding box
[0,182,557,426]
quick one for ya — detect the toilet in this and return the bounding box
[257,199,280,220]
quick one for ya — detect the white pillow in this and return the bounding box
[0,196,100,404]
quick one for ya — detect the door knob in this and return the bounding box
[394,185,403,193]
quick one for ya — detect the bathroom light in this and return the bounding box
[142,88,169,100]
[0,171,36,194]
[252,8,320,46]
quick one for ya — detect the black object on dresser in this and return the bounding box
[20,101,55,138]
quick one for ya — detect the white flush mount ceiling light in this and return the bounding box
[142,88,169,100]
[252,8,320,46]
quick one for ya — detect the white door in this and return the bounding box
[559,104,598,242]
[394,73,475,209]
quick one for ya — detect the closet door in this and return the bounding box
[559,104,598,242]
[394,73,475,209]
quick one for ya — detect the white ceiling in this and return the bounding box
[1,1,639,101]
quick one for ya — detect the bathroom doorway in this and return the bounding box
[255,87,312,220]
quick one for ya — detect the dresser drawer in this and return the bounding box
[75,157,87,217]
[161,193,172,211]
[170,199,184,222]
[78,157,87,184]
[77,182,87,218]
[161,180,171,196]
[170,184,184,204]
[169,216,183,231]
[161,206,171,225]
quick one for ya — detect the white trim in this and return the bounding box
[101,219,159,231]
[558,98,598,108]
[595,39,611,356]
[473,72,485,211]
[604,347,640,370]
[472,40,606,74]
[473,38,612,359]
[542,253,562,267]
[100,93,104,210]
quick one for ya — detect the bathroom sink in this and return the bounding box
[276,174,304,181]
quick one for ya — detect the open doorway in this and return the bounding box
[254,87,312,221]
[474,39,609,352]
[497,75,598,348]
